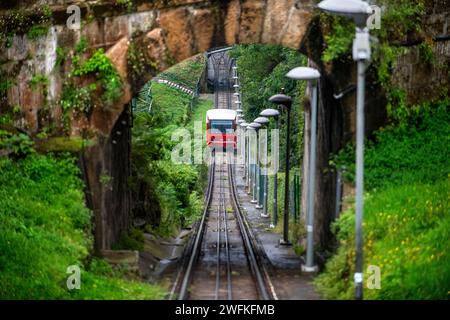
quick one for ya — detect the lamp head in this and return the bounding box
[318,0,370,28]
[260,108,280,118]
[254,117,270,125]
[249,122,262,130]
[286,67,321,81]
[269,94,292,107]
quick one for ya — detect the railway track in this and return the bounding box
[170,52,276,300]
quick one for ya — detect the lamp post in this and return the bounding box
[240,122,250,184]
[246,124,252,193]
[237,119,245,167]
[269,94,293,245]
[318,0,371,300]
[248,122,262,204]
[260,108,280,228]
[286,66,321,273]
[254,116,270,215]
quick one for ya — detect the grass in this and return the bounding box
[315,103,450,300]
[332,103,450,190]
[315,180,450,300]
[0,153,166,299]
[159,54,206,90]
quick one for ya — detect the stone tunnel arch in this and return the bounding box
[90,0,321,252]
[1,0,349,253]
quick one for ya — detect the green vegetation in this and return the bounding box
[72,48,123,107]
[316,102,450,299]
[127,36,159,88]
[116,0,134,13]
[320,0,435,125]
[29,74,48,91]
[130,54,210,237]
[0,5,52,43]
[75,37,89,55]
[60,84,95,114]
[321,17,354,63]
[59,43,123,133]
[266,169,305,241]
[230,44,307,169]
[159,54,206,90]
[0,152,165,299]
[27,25,49,40]
[131,81,212,236]
[0,130,34,156]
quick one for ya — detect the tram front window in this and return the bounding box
[210,120,233,134]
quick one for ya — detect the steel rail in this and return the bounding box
[222,161,233,300]
[227,152,271,300]
[214,162,222,300]
[228,150,278,300]
[176,150,216,300]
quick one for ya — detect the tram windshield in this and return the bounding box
[210,120,233,134]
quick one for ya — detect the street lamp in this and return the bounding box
[269,93,293,245]
[286,66,321,273]
[254,116,270,217]
[246,124,253,193]
[260,108,280,228]
[239,119,248,182]
[248,122,262,204]
[318,0,371,300]
[240,122,249,182]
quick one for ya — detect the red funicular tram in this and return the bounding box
[206,109,237,149]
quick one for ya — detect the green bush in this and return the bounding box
[131,79,211,236]
[318,102,450,300]
[0,153,165,299]
[229,44,306,169]
[0,130,35,156]
[331,102,449,190]
[322,17,354,62]
[72,48,123,107]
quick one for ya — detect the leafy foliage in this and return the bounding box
[131,67,210,236]
[0,5,52,43]
[0,130,35,156]
[229,44,307,169]
[315,179,450,300]
[317,104,450,300]
[60,84,96,114]
[0,153,165,299]
[322,17,354,62]
[331,101,450,190]
[72,48,123,107]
